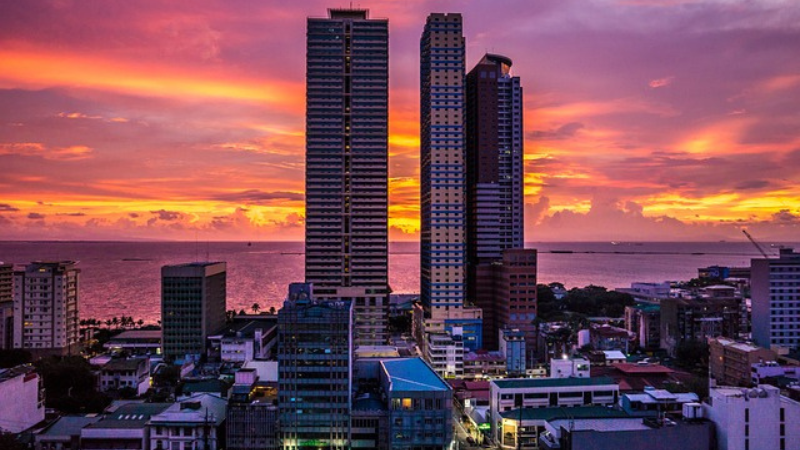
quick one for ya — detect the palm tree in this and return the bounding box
[137,319,144,327]
[251,303,260,314]
[105,319,113,327]
[111,317,119,328]
[269,306,276,315]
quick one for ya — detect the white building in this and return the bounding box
[549,356,590,378]
[703,385,800,450]
[751,361,800,385]
[98,357,150,396]
[425,332,464,379]
[490,377,619,448]
[0,365,44,433]
[148,393,227,450]
[13,261,80,357]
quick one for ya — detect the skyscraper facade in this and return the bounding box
[161,262,226,361]
[752,247,800,350]
[12,261,80,357]
[465,53,526,350]
[305,8,389,346]
[420,13,467,327]
[278,283,353,450]
[465,53,524,264]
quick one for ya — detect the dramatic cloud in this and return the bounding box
[0,0,798,241]
[27,212,45,220]
[150,210,183,221]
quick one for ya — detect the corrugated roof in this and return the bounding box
[85,403,171,429]
[492,376,617,390]
[500,406,628,421]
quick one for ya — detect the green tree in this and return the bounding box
[251,303,261,314]
[34,356,110,413]
[675,339,710,375]
[0,349,32,368]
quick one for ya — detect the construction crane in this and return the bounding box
[742,229,769,258]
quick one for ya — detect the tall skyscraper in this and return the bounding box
[161,262,226,361]
[278,283,353,450]
[304,8,389,346]
[752,247,800,350]
[12,261,80,357]
[465,53,527,350]
[420,13,467,327]
[465,53,524,264]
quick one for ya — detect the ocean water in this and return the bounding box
[0,241,793,324]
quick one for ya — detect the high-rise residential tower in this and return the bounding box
[304,8,389,346]
[420,13,467,327]
[465,54,524,265]
[12,261,80,357]
[465,54,527,349]
[752,248,800,350]
[161,262,226,361]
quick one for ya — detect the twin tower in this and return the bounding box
[304,9,533,360]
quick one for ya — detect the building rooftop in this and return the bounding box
[500,406,628,421]
[613,363,674,375]
[624,389,699,404]
[101,358,146,372]
[106,330,162,341]
[549,417,651,432]
[149,394,227,426]
[492,376,617,390]
[0,364,36,383]
[464,351,505,362]
[381,358,450,392]
[85,403,171,429]
[38,415,101,437]
[603,350,628,360]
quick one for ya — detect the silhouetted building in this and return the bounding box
[161,262,227,362]
[0,262,12,350]
[304,7,390,346]
[660,294,740,356]
[13,261,80,357]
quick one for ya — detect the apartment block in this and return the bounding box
[13,261,80,357]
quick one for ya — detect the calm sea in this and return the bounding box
[0,241,794,324]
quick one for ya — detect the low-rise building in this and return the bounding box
[425,332,464,379]
[589,325,632,353]
[490,376,620,445]
[98,357,150,395]
[703,384,800,450]
[619,386,699,416]
[148,394,227,450]
[81,402,171,450]
[538,415,714,450]
[34,415,101,450]
[591,362,694,393]
[709,337,777,387]
[103,329,162,355]
[0,365,45,433]
[207,318,277,363]
[496,406,629,450]
[463,351,506,379]
[751,361,800,386]
[660,294,741,356]
[549,356,590,378]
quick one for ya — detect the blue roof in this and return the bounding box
[381,358,450,392]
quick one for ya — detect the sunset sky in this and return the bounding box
[1,0,799,242]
